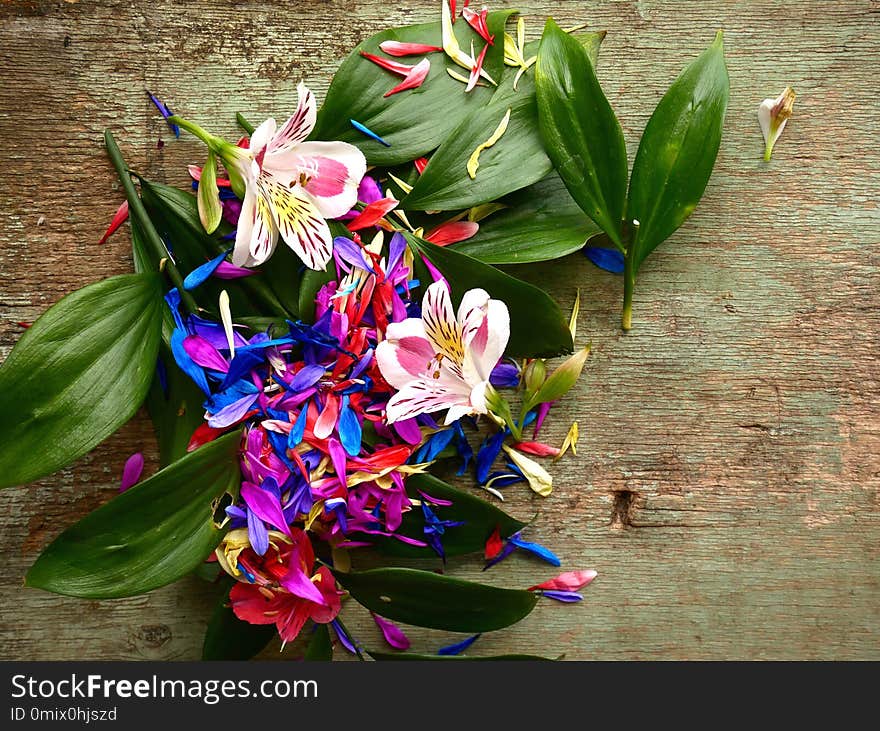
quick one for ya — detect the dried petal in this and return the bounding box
[466,108,511,179]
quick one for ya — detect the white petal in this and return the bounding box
[260,178,332,270]
[421,280,465,365]
[375,328,435,390]
[268,82,317,154]
[384,379,471,424]
[232,188,257,267]
[250,117,277,156]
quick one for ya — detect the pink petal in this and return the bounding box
[424,220,479,246]
[119,452,144,492]
[528,570,598,592]
[384,58,431,97]
[314,394,340,440]
[327,437,348,489]
[462,7,494,44]
[379,40,443,56]
[99,201,129,245]
[372,613,411,650]
[514,441,561,458]
[188,164,231,188]
[466,42,490,93]
[280,562,326,605]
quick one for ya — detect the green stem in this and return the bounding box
[622,252,635,332]
[166,115,220,151]
[236,112,255,135]
[763,140,774,162]
[104,130,198,314]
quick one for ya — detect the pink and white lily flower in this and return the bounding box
[376,280,510,424]
[227,83,367,270]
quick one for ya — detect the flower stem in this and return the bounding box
[236,112,255,135]
[763,141,774,162]
[104,130,198,314]
[166,115,215,147]
[622,252,635,332]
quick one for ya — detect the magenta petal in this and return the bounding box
[372,613,411,650]
[328,437,348,489]
[280,559,326,605]
[183,335,229,372]
[532,401,553,438]
[393,418,423,445]
[240,480,291,536]
[213,261,256,279]
[119,452,144,492]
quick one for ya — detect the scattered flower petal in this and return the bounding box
[467,108,511,179]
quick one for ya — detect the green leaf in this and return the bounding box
[406,234,573,357]
[310,11,515,166]
[333,567,539,632]
[0,273,163,489]
[367,650,553,661]
[536,18,628,248]
[303,624,333,661]
[350,473,525,558]
[203,587,276,660]
[26,431,242,598]
[453,174,602,264]
[627,31,730,270]
[402,32,605,212]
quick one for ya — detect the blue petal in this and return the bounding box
[583,246,625,274]
[288,402,309,448]
[540,590,584,603]
[476,429,507,484]
[338,395,363,457]
[170,328,210,394]
[350,119,391,147]
[183,249,230,291]
[438,634,481,656]
[508,536,561,566]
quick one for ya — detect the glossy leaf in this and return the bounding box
[367,650,553,661]
[402,33,604,212]
[350,473,525,558]
[627,31,730,270]
[0,273,163,489]
[333,567,539,632]
[203,587,276,660]
[406,233,573,357]
[310,11,514,165]
[453,174,602,264]
[304,624,333,661]
[536,18,628,248]
[26,431,242,598]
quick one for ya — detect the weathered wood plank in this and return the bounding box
[1,0,878,660]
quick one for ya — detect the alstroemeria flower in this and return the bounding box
[228,83,367,270]
[758,87,796,162]
[376,280,510,425]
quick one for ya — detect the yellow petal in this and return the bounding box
[219,289,235,358]
[558,421,579,459]
[503,444,553,497]
[467,108,512,180]
[569,289,581,340]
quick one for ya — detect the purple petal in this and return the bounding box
[372,614,411,650]
[328,438,348,489]
[387,232,407,271]
[421,255,448,287]
[288,364,326,392]
[333,236,373,271]
[438,634,481,656]
[532,401,553,439]
[393,417,422,445]
[247,508,269,556]
[207,393,257,428]
[280,556,325,604]
[240,480,291,536]
[183,335,229,372]
[213,261,256,279]
[119,452,144,492]
[540,590,584,603]
[330,620,358,654]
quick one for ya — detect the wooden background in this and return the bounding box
[1,0,877,661]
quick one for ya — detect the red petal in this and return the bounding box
[424,220,479,246]
[98,200,129,245]
[514,441,561,458]
[462,7,494,44]
[414,157,429,174]
[485,525,503,560]
[188,164,231,187]
[378,41,443,57]
[383,58,431,97]
[187,422,226,451]
[466,42,490,93]
[359,51,413,77]
[347,198,399,231]
[528,570,598,592]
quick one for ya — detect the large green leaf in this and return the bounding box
[0,273,163,489]
[203,586,276,661]
[333,567,539,632]
[454,174,602,264]
[536,18,628,249]
[406,234,573,357]
[402,32,604,212]
[627,31,729,270]
[367,650,552,661]
[310,10,515,166]
[350,473,525,558]
[26,431,242,598]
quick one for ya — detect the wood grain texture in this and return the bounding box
[1,0,878,660]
